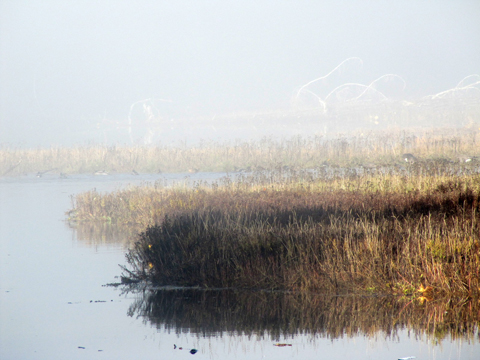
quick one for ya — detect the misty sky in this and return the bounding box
[1,1,479,146]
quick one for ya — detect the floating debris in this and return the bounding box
[174,344,198,355]
[274,343,292,347]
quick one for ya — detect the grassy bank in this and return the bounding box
[69,172,480,296]
[3,127,480,176]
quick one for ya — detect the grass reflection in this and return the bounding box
[70,221,141,248]
[123,287,479,343]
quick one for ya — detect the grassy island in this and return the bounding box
[69,166,480,297]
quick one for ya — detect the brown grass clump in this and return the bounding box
[69,172,480,296]
[122,189,480,295]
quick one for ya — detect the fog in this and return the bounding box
[1,0,479,146]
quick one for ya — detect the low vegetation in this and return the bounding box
[2,126,480,177]
[69,168,480,297]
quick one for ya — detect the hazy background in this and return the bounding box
[1,0,479,146]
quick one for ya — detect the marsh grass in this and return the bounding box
[2,125,480,176]
[69,170,480,296]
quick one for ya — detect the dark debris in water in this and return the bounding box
[174,344,198,355]
[77,346,104,352]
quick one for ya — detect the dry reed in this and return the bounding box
[2,126,480,177]
[69,171,480,296]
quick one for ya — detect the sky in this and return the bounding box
[1,0,479,146]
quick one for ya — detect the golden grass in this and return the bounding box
[69,170,480,296]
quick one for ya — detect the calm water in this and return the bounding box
[0,173,479,360]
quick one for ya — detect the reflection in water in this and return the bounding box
[70,222,141,248]
[123,287,479,344]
